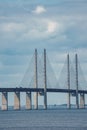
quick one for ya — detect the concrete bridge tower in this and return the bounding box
[67,54,71,109]
[34,49,38,109]
[75,54,79,109]
[44,49,47,109]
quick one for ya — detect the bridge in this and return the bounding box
[0,49,87,110]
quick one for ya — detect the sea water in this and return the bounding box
[0,109,87,130]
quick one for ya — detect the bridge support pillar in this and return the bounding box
[14,92,20,110]
[80,93,85,109]
[67,93,71,109]
[26,92,32,110]
[2,92,8,110]
[44,90,47,109]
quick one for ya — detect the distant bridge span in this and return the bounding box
[0,88,87,94]
[0,49,87,110]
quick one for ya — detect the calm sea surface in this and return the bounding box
[0,109,87,130]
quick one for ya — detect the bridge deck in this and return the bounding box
[0,88,87,94]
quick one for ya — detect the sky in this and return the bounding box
[0,0,87,106]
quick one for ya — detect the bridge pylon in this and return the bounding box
[75,54,79,109]
[34,49,38,109]
[44,49,47,109]
[67,54,71,109]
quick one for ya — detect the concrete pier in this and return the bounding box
[2,92,8,110]
[80,93,85,108]
[26,92,32,109]
[14,92,20,110]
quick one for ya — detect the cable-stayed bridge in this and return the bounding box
[0,49,87,110]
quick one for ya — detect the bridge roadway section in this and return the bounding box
[0,87,86,110]
[0,87,87,94]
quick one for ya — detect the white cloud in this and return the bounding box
[1,22,25,32]
[21,19,63,40]
[0,18,65,42]
[47,21,58,33]
[32,6,46,14]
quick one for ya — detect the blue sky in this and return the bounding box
[0,0,87,105]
